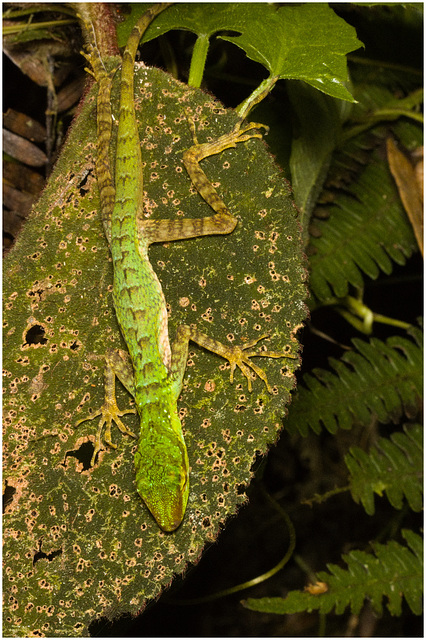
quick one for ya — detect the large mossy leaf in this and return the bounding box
[3,64,306,636]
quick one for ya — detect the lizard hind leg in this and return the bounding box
[173,325,296,396]
[228,118,270,146]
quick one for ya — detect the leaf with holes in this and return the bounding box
[3,63,306,636]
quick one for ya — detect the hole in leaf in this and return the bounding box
[236,483,245,495]
[33,540,62,565]
[24,324,47,346]
[64,441,94,471]
[3,481,16,512]
[27,288,44,300]
[77,169,93,196]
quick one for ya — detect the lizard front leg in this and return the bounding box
[76,350,137,464]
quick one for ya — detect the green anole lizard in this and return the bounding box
[78,4,296,532]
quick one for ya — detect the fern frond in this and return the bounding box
[243,529,423,617]
[285,327,422,436]
[309,149,418,301]
[345,424,423,515]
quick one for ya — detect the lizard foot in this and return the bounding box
[224,333,296,393]
[184,111,269,159]
[76,401,136,465]
[227,119,270,146]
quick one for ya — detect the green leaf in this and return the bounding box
[243,529,423,617]
[3,63,306,636]
[142,3,252,41]
[119,4,361,101]
[285,327,422,436]
[220,4,362,102]
[339,85,424,145]
[309,146,418,301]
[287,82,345,243]
[346,423,423,515]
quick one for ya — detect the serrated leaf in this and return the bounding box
[284,328,422,437]
[220,4,361,102]
[3,63,306,636]
[243,530,423,617]
[346,423,423,515]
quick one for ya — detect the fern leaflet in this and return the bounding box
[346,423,423,515]
[285,327,422,437]
[243,529,422,617]
[309,147,417,301]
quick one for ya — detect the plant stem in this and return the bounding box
[340,295,411,333]
[315,295,412,334]
[188,33,209,88]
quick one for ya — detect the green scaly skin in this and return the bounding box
[78,4,296,532]
[111,8,189,532]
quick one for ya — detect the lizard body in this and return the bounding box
[79,5,295,531]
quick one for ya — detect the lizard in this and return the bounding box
[77,4,296,532]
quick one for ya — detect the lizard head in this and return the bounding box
[134,413,190,532]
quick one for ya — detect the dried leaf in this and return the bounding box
[387,138,423,256]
